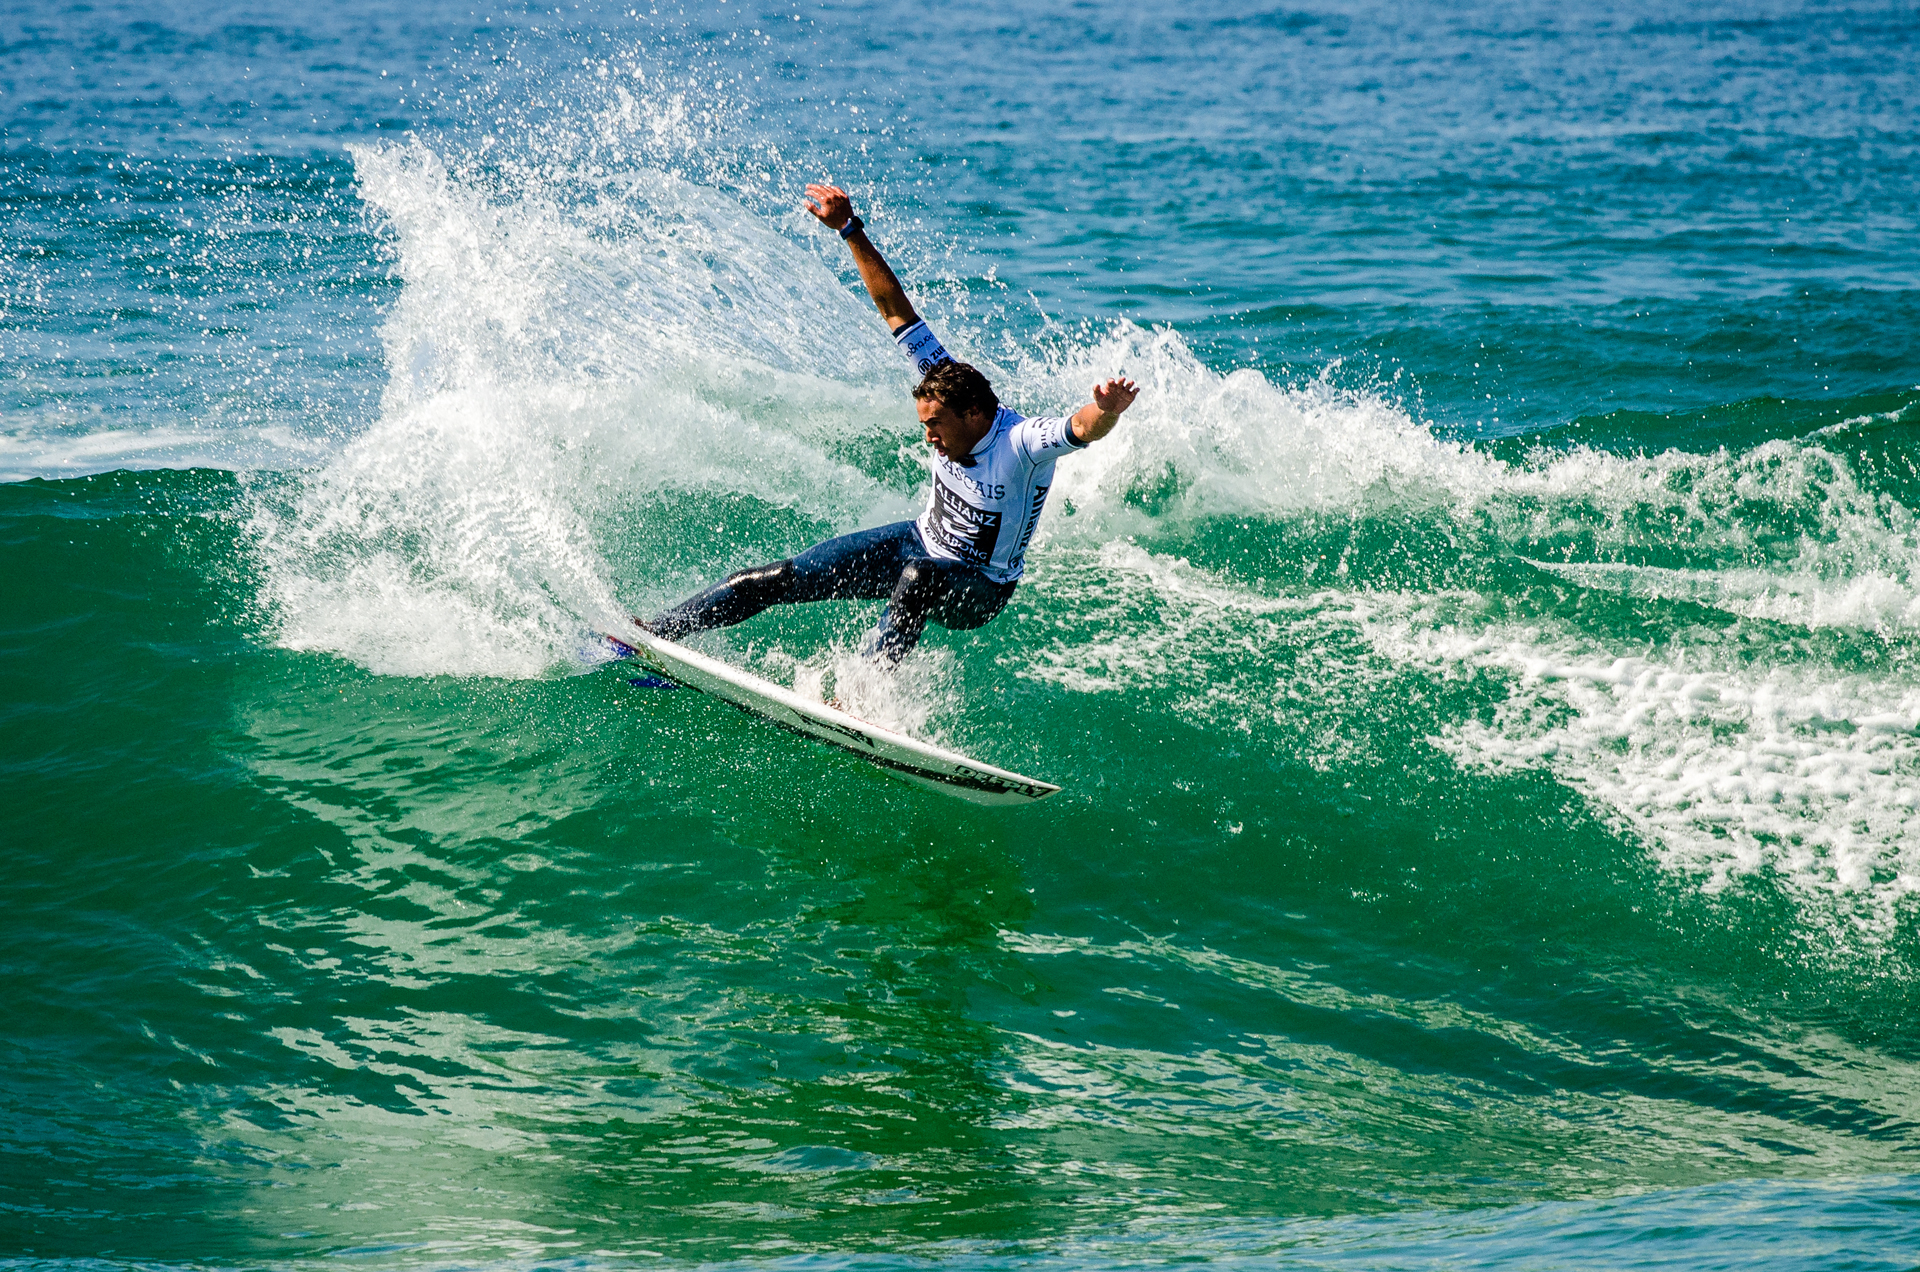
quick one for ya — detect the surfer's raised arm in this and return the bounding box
[804,183,919,333]
[1071,377,1140,444]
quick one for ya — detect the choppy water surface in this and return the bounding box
[5,1,1920,1267]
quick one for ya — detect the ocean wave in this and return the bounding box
[234,133,1920,943]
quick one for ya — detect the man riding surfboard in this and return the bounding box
[638,183,1140,665]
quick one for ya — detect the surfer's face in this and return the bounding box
[918,396,993,460]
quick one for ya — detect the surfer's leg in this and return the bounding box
[647,559,798,638]
[928,571,1019,631]
[862,559,941,666]
[862,562,1015,666]
[785,521,921,602]
[645,522,920,637]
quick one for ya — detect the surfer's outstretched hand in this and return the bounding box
[1093,377,1140,415]
[1071,376,1141,444]
[804,183,854,231]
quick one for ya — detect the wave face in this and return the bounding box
[6,0,1920,1266]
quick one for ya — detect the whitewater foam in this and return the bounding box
[1366,611,1920,935]
[1529,558,1920,634]
[1006,325,1492,535]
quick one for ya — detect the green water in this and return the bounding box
[7,451,1919,1261]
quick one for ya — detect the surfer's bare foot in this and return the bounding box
[631,615,659,635]
[826,695,848,712]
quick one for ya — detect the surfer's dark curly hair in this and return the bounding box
[912,360,998,422]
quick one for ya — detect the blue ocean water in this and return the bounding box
[5,0,1920,1266]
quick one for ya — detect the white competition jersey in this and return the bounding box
[894,319,1087,584]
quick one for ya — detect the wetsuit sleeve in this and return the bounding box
[894,319,953,377]
[1011,414,1089,463]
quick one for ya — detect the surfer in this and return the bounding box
[639,183,1139,666]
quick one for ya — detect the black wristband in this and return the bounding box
[838,214,865,240]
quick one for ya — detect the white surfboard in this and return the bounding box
[601,628,1061,806]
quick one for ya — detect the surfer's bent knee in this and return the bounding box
[894,559,936,595]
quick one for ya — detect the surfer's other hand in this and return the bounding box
[804,183,854,231]
[1092,376,1140,414]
